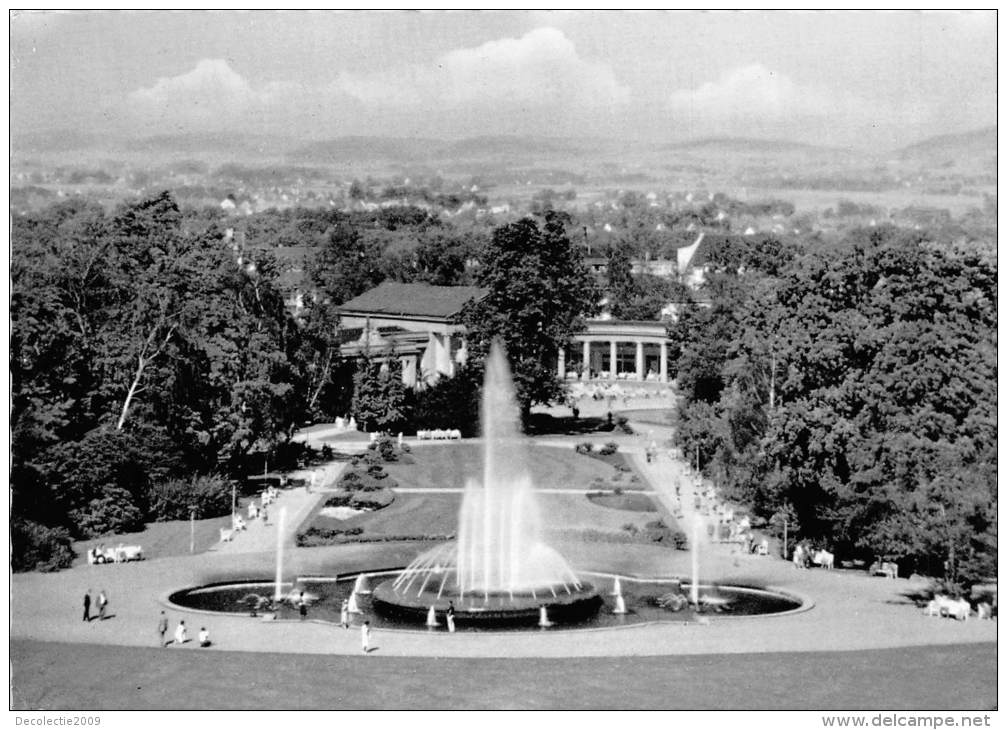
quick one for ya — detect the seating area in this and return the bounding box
[416,429,462,440]
[86,544,144,564]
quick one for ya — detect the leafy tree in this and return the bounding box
[351,357,410,432]
[462,211,600,419]
[308,219,385,305]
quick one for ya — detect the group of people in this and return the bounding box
[81,589,109,621]
[157,611,211,648]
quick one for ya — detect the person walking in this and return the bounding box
[157,611,169,647]
[174,620,188,645]
[340,598,350,628]
[82,590,92,622]
[97,590,108,620]
[360,621,371,654]
[298,592,308,621]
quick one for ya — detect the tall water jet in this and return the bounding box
[372,341,601,626]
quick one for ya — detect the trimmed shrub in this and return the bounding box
[672,530,688,550]
[147,475,233,522]
[599,442,619,456]
[575,442,594,454]
[70,487,145,537]
[11,519,75,572]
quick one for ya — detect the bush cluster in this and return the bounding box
[147,474,234,522]
[11,519,75,572]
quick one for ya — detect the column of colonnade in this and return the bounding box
[559,338,671,383]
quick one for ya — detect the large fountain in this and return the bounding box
[370,342,602,626]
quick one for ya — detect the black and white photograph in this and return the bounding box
[9,9,997,715]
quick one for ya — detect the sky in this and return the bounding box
[9,10,997,151]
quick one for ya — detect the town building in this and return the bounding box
[337,282,676,388]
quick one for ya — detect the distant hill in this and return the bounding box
[287,136,441,163]
[893,126,995,165]
[662,136,848,156]
[441,135,599,159]
[126,133,290,158]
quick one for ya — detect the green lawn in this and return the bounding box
[387,442,620,492]
[11,640,997,710]
[309,491,462,539]
[298,442,670,545]
[72,514,234,566]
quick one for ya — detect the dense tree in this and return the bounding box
[351,357,409,433]
[462,211,600,419]
[673,227,997,586]
[11,193,319,568]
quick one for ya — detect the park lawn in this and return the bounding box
[538,492,670,537]
[586,492,659,512]
[618,408,675,427]
[11,640,997,710]
[385,442,620,492]
[71,513,234,566]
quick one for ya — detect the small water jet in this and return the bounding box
[372,342,601,626]
[353,574,371,595]
[426,606,439,627]
[274,507,287,602]
[538,606,553,627]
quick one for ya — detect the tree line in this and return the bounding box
[669,226,996,588]
[11,195,598,570]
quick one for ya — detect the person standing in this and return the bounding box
[175,620,188,645]
[298,592,308,621]
[97,590,108,620]
[157,611,169,647]
[360,621,371,654]
[446,601,456,633]
[82,590,92,622]
[340,598,350,628]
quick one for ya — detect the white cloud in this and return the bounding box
[333,27,629,110]
[667,64,848,126]
[130,59,272,129]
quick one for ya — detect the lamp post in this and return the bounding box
[189,505,196,554]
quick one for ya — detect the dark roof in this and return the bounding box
[338,282,488,320]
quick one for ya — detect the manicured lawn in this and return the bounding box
[386,442,620,492]
[587,492,659,512]
[618,408,675,426]
[71,515,234,566]
[11,640,996,710]
[309,491,462,539]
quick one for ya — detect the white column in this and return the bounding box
[403,356,417,388]
[635,341,645,381]
[557,347,566,379]
[609,341,618,378]
[660,342,668,382]
[582,340,591,377]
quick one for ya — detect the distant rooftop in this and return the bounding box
[338,282,488,320]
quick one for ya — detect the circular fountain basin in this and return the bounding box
[371,574,602,626]
[167,571,805,631]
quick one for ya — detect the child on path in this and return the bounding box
[446,601,456,633]
[175,620,188,645]
[198,627,211,647]
[299,592,308,621]
[82,590,92,622]
[361,621,371,653]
